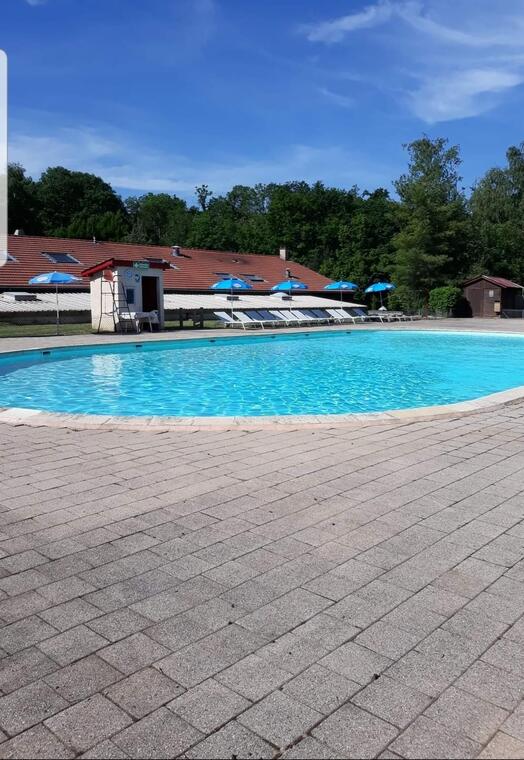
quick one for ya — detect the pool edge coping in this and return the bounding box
[1,326,523,431]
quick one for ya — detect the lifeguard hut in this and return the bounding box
[82,258,170,333]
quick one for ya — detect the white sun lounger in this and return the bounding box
[268,309,299,325]
[214,311,243,328]
[234,312,268,329]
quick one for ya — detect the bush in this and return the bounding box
[429,286,462,316]
[388,286,423,314]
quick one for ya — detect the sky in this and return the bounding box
[2,0,524,202]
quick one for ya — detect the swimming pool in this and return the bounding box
[1,330,523,418]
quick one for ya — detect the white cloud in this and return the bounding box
[318,87,354,108]
[410,68,524,122]
[9,123,391,196]
[301,1,393,43]
[302,1,524,122]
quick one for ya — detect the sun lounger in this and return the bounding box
[214,311,242,328]
[244,310,283,327]
[288,309,320,324]
[299,309,333,323]
[235,312,267,329]
[255,309,288,325]
[268,309,299,325]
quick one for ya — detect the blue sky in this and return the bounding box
[2,0,524,202]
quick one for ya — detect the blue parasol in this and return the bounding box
[28,271,82,334]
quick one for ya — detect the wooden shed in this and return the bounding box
[462,275,524,318]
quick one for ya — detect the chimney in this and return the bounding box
[279,246,287,261]
[13,229,24,236]
[172,245,181,257]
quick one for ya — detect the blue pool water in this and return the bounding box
[0,330,523,417]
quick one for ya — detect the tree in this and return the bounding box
[7,163,41,234]
[195,184,213,212]
[469,143,524,283]
[125,193,192,246]
[36,167,127,237]
[326,189,398,289]
[393,137,470,306]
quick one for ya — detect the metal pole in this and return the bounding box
[55,284,60,335]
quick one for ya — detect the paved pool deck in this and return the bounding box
[0,319,524,758]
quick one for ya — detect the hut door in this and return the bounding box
[142,276,159,312]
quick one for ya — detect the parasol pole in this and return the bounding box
[55,284,60,335]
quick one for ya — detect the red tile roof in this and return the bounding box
[463,274,524,289]
[2,235,332,293]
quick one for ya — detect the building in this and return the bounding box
[2,235,332,294]
[0,234,362,324]
[462,275,524,318]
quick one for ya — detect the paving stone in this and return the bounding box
[0,569,49,597]
[215,653,289,701]
[0,551,48,575]
[282,664,360,714]
[98,632,170,675]
[352,675,431,728]
[390,715,481,759]
[280,736,338,759]
[386,650,462,697]
[355,620,422,659]
[168,678,250,732]
[0,591,50,624]
[237,587,330,638]
[0,681,69,736]
[86,608,151,642]
[2,616,58,654]
[320,641,392,685]
[111,707,203,759]
[238,690,322,749]
[482,638,524,677]
[185,720,274,759]
[313,703,398,759]
[155,625,266,688]
[502,701,524,742]
[39,598,101,632]
[416,628,485,670]
[44,655,122,702]
[382,597,446,635]
[39,577,96,605]
[414,585,469,617]
[79,740,129,759]
[44,695,131,753]
[130,576,224,622]
[0,648,58,694]
[442,607,508,646]
[425,685,508,743]
[256,630,333,675]
[433,558,504,598]
[38,625,108,666]
[478,731,524,759]
[0,725,73,759]
[105,667,184,719]
[456,660,524,710]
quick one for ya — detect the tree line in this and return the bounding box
[8,136,524,311]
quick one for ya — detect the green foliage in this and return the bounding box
[125,193,192,246]
[7,134,524,305]
[7,164,41,234]
[428,285,462,316]
[469,143,524,283]
[393,136,470,304]
[36,166,126,237]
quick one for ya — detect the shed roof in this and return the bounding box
[463,274,524,289]
[3,235,332,293]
